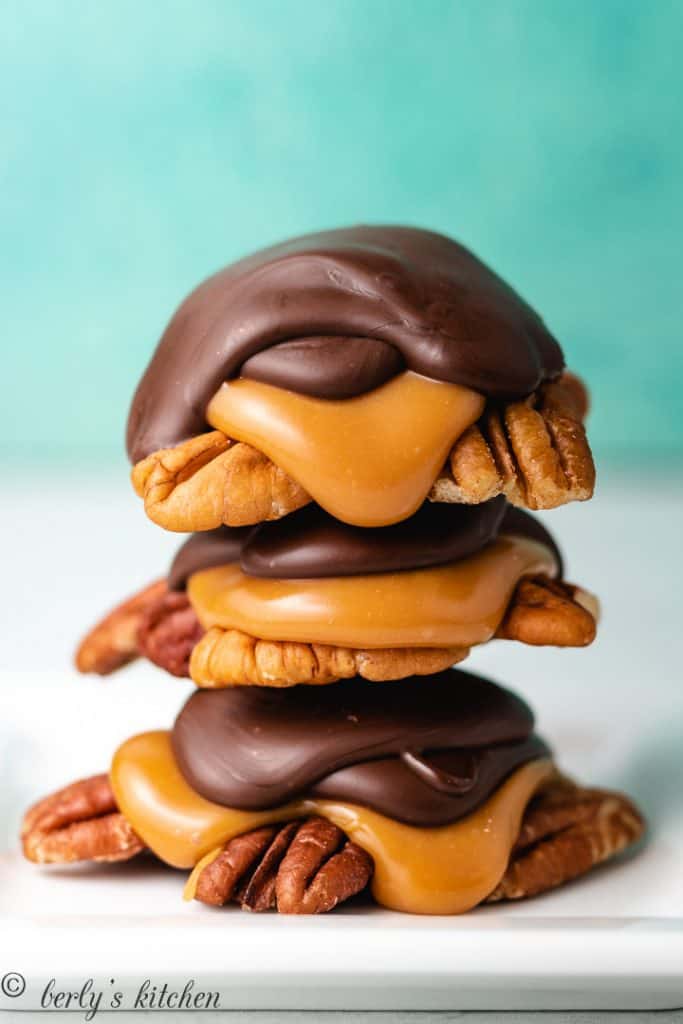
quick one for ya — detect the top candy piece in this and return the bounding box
[127,225,563,463]
[128,226,594,528]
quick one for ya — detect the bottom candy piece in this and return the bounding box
[20,772,644,915]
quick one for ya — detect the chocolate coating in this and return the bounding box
[311,735,550,826]
[499,506,563,578]
[172,669,543,824]
[241,497,507,578]
[127,226,564,462]
[167,502,560,587]
[168,525,255,591]
[241,336,403,398]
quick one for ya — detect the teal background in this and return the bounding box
[2,0,681,469]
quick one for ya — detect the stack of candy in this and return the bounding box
[22,227,644,914]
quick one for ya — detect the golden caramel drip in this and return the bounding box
[187,535,556,649]
[111,731,554,914]
[206,372,485,527]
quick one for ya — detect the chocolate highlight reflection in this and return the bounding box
[22,224,642,915]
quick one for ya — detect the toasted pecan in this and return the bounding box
[189,628,468,688]
[130,373,595,531]
[137,590,205,677]
[131,431,310,531]
[486,777,645,902]
[494,575,598,647]
[74,579,168,675]
[21,774,144,865]
[192,817,373,914]
[74,580,203,678]
[433,372,595,510]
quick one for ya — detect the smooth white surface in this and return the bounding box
[1,471,682,1011]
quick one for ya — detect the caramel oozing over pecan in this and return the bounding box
[22,764,643,913]
[75,574,596,687]
[110,730,556,913]
[187,536,557,651]
[206,371,485,527]
[131,373,593,531]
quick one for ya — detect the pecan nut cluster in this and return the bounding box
[434,372,595,510]
[193,818,373,914]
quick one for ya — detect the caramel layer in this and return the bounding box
[111,731,553,914]
[187,535,556,649]
[205,371,485,527]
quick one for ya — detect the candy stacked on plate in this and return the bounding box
[22,227,644,914]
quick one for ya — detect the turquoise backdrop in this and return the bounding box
[2,0,681,468]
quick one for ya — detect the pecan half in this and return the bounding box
[192,817,373,914]
[487,777,645,902]
[75,583,204,678]
[495,575,598,647]
[433,372,595,510]
[131,373,594,531]
[21,774,144,865]
[189,628,468,688]
[74,579,167,675]
[137,590,205,677]
[131,431,310,532]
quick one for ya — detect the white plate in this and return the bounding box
[0,668,682,1012]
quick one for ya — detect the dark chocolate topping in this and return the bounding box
[168,525,256,591]
[167,502,560,587]
[501,506,563,578]
[127,226,564,462]
[241,336,403,398]
[172,669,542,824]
[241,497,507,578]
[310,735,550,826]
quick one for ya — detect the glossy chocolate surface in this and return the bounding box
[168,502,561,586]
[127,226,563,462]
[172,669,548,824]
[311,735,549,825]
[240,496,507,578]
[168,525,256,591]
[241,336,404,398]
